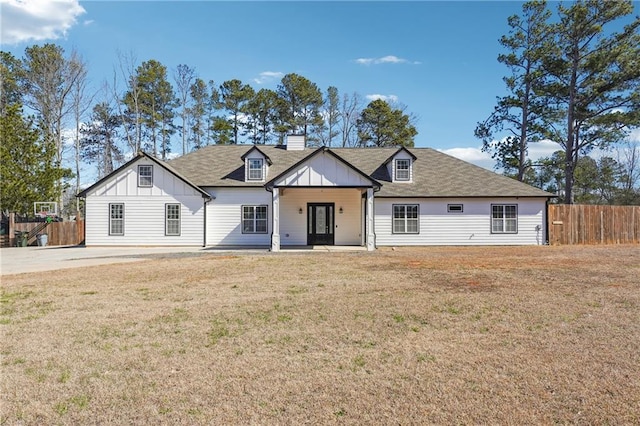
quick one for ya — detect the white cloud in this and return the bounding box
[439,147,494,170]
[0,0,85,44]
[438,139,563,171]
[354,55,420,66]
[528,139,562,159]
[61,126,77,146]
[253,71,284,85]
[626,128,640,143]
[365,94,399,103]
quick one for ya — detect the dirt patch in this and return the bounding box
[1,245,639,424]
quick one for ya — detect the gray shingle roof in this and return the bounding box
[167,145,552,198]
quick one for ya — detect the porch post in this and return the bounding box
[366,188,375,251]
[271,187,280,252]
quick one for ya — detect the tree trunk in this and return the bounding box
[75,118,81,211]
[518,86,529,182]
[565,42,579,205]
[182,112,187,154]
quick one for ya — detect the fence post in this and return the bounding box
[76,210,84,245]
[633,207,636,242]
[9,213,15,247]
[600,210,604,245]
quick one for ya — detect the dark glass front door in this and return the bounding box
[307,203,334,245]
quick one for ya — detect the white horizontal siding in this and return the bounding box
[205,188,272,246]
[279,188,363,246]
[85,195,204,246]
[374,198,547,246]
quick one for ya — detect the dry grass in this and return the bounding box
[1,245,639,424]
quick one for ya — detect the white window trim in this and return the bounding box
[491,204,518,234]
[165,203,181,236]
[109,203,124,236]
[394,159,411,182]
[138,165,153,187]
[392,204,419,234]
[242,205,268,234]
[247,158,264,181]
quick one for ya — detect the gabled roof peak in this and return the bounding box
[382,146,417,165]
[240,145,273,165]
[265,145,381,190]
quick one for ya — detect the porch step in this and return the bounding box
[281,245,368,252]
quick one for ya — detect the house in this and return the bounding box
[77,136,552,250]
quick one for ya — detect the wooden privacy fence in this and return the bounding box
[548,204,640,245]
[1,213,85,247]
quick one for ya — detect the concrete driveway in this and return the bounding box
[0,246,212,276]
[0,245,369,276]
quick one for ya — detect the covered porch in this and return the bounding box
[265,147,379,252]
[270,187,376,251]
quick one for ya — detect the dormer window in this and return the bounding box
[241,146,271,182]
[395,159,410,181]
[248,158,264,181]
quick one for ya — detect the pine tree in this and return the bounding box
[0,104,71,214]
[80,102,124,178]
[123,59,177,159]
[357,99,417,147]
[276,73,323,139]
[218,79,255,144]
[475,0,552,181]
[540,0,640,203]
[245,88,278,144]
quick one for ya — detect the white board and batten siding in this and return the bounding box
[375,198,547,246]
[84,159,205,246]
[204,188,272,246]
[274,151,372,187]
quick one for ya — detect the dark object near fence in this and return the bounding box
[1,213,84,247]
[37,234,48,246]
[14,231,28,247]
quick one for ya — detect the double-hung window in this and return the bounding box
[109,203,124,235]
[242,205,268,234]
[165,204,181,236]
[395,159,410,181]
[393,204,419,234]
[138,165,153,187]
[491,204,518,233]
[248,159,264,181]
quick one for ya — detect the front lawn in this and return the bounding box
[1,245,639,424]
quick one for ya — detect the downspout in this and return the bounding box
[203,196,213,248]
[545,198,550,246]
[373,185,380,249]
[265,185,274,251]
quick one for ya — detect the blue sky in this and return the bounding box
[2,0,637,175]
